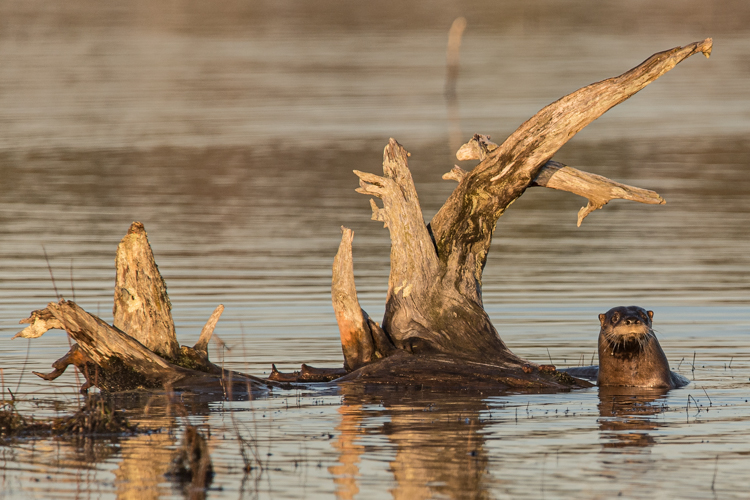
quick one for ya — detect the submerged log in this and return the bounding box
[15,40,711,393]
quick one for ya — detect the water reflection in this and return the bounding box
[114,432,175,500]
[332,386,491,500]
[109,393,212,500]
[1,0,749,497]
[596,386,670,450]
[328,399,366,500]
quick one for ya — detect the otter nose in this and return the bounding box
[624,317,641,325]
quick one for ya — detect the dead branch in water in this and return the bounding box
[14,39,711,393]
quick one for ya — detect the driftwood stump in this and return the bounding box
[330,39,711,387]
[15,222,271,394]
[14,39,711,393]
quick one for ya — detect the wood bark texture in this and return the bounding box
[20,299,269,393]
[336,39,710,373]
[331,227,395,372]
[113,221,180,360]
[14,39,711,394]
[16,222,274,394]
[451,134,666,226]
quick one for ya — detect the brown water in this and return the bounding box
[1,1,750,498]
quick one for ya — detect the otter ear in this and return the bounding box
[599,313,606,326]
[647,310,654,320]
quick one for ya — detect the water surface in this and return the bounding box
[1,1,749,498]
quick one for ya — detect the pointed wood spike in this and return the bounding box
[331,227,376,372]
[113,221,180,360]
[194,305,225,353]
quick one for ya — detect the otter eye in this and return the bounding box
[611,312,620,323]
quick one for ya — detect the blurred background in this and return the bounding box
[0,1,749,498]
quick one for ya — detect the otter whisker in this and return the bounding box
[596,305,689,389]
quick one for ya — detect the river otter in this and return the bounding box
[564,306,688,389]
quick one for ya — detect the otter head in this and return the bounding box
[599,305,654,355]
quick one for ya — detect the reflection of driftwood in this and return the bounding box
[15,40,711,394]
[332,385,492,499]
[167,426,214,497]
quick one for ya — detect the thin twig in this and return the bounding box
[691,351,696,374]
[701,386,713,407]
[42,245,61,300]
[70,259,76,302]
[546,348,554,366]
[14,339,32,395]
[711,455,719,491]
[688,394,701,413]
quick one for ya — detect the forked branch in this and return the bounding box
[430,38,712,296]
[450,134,666,226]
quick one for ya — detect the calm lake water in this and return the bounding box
[1,1,750,498]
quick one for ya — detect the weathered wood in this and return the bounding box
[451,134,666,226]
[194,304,224,354]
[31,344,95,390]
[336,351,591,390]
[533,160,665,227]
[331,227,395,372]
[350,39,712,362]
[15,221,280,395]
[20,299,269,393]
[114,221,180,360]
[332,227,375,371]
[430,39,711,304]
[14,40,712,394]
[356,140,518,360]
[13,307,63,339]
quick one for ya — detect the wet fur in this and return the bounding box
[597,306,687,389]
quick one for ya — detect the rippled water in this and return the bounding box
[1,1,750,498]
